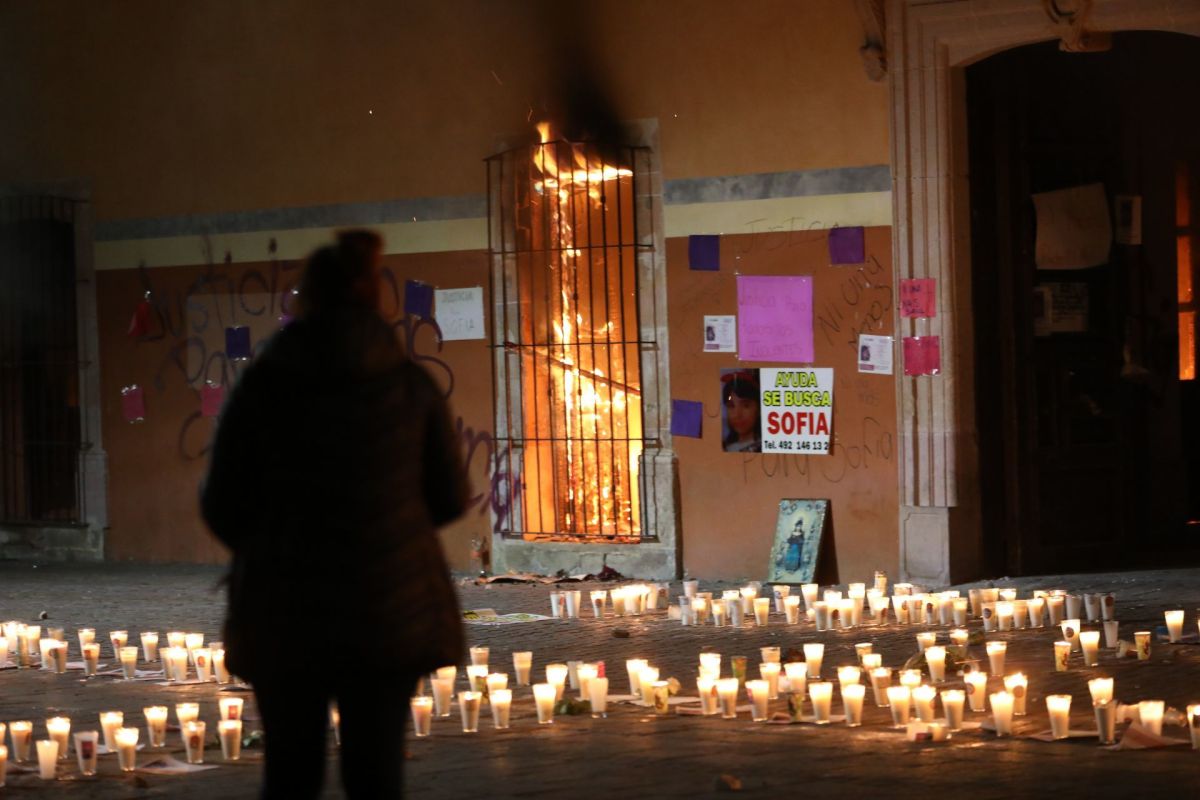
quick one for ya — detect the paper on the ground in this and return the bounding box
[434,287,485,341]
[703,315,736,353]
[857,334,893,374]
[137,755,220,774]
[767,712,847,724]
[1104,722,1191,750]
[97,743,146,755]
[1028,728,1101,742]
[156,678,214,687]
[462,608,552,625]
[1033,182,1111,269]
[677,703,753,716]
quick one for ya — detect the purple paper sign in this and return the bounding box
[225,326,252,361]
[670,399,704,439]
[688,235,720,271]
[736,275,814,363]
[828,226,865,265]
[405,280,434,318]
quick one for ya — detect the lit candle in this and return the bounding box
[717,678,740,719]
[650,680,670,714]
[38,638,55,672]
[1054,641,1072,672]
[45,717,70,761]
[1103,621,1119,649]
[1095,699,1117,744]
[1139,700,1164,736]
[182,720,206,764]
[803,643,824,680]
[469,646,489,666]
[697,677,718,716]
[886,686,911,727]
[784,662,807,699]
[1060,619,1081,653]
[218,697,243,722]
[990,691,1014,736]
[120,646,139,679]
[563,589,581,618]
[83,642,102,677]
[35,739,58,780]
[1087,677,1113,707]
[1134,631,1152,661]
[184,633,204,661]
[964,672,989,712]
[868,592,889,624]
[587,677,608,719]
[753,597,770,627]
[109,630,128,660]
[949,628,969,649]
[115,727,138,772]
[458,691,482,733]
[1027,596,1045,628]
[998,588,1017,602]
[143,706,168,747]
[899,669,922,696]
[740,586,758,616]
[431,677,454,717]
[981,603,996,632]
[783,595,801,624]
[99,711,123,753]
[1011,599,1028,630]
[590,589,607,618]
[711,600,727,627]
[837,666,862,692]
[1065,594,1082,621]
[529,683,554,724]
[759,662,781,700]
[465,664,488,693]
[913,685,937,722]
[1079,631,1100,666]
[925,646,947,684]
[1186,704,1200,750]
[77,627,95,652]
[840,598,858,629]
[1164,610,1185,643]
[212,649,230,683]
[745,679,770,721]
[891,595,909,625]
[164,646,188,682]
[692,597,709,625]
[842,683,865,726]
[813,601,830,631]
[218,719,242,760]
[512,651,533,686]
[625,658,647,695]
[329,705,341,747]
[175,703,199,731]
[800,583,819,611]
[73,730,98,776]
[408,696,433,738]
[1003,673,1027,715]
[166,631,185,649]
[915,632,936,652]
[861,653,882,671]
[895,582,913,597]
[575,664,595,701]
[996,601,1014,631]
[1046,595,1065,626]
[772,584,791,613]
[0,637,6,668]
[869,667,891,707]
[637,666,659,706]
[940,689,965,731]
[9,721,32,762]
[809,681,833,724]
[986,642,1007,676]
[610,588,626,617]
[1046,694,1072,740]
[139,631,159,662]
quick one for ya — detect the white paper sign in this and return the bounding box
[857,334,893,374]
[1032,183,1112,269]
[758,367,833,455]
[434,287,485,341]
[703,315,737,352]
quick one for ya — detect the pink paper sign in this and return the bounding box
[120,386,146,423]
[200,384,225,418]
[736,275,814,363]
[902,336,941,376]
[900,278,937,318]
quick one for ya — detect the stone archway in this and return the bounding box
[886,0,1200,585]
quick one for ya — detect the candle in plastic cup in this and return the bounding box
[184,634,204,661]
[759,645,781,664]
[1086,677,1113,707]
[469,646,489,667]
[717,678,739,719]
[119,646,139,679]
[1139,700,1164,736]
[784,662,807,697]
[954,598,970,627]
[1078,631,1100,666]
[108,630,128,660]
[799,583,818,610]
[140,632,159,662]
[1095,699,1117,744]
[812,602,830,631]
[487,689,511,728]
[512,652,533,686]
[213,649,230,683]
[1187,704,1200,750]
[648,680,669,714]
[115,727,138,772]
[699,652,721,679]
[1054,641,1072,672]
[854,643,873,664]
[465,664,488,693]
[533,683,556,724]
[49,642,67,674]
[759,662,781,700]
[638,666,659,706]
[836,665,862,692]
[144,706,168,747]
[1065,594,1082,620]
[869,667,891,707]
[73,730,98,776]
[986,642,1007,676]
[458,691,482,733]
[1103,621,1119,649]
[925,646,947,683]
[803,643,824,680]
[1011,599,1028,629]
[329,705,341,747]
[861,653,882,671]
[9,721,32,762]
[887,686,911,726]
[183,721,206,764]
[941,689,965,731]
[545,663,569,701]
[990,691,1014,736]
[1134,631,1152,661]
[783,595,801,624]
[77,627,95,651]
[751,597,769,627]
[1046,595,1065,625]
[192,648,212,682]
[913,685,937,722]
[99,712,123,752]
[1164,610,1185,643]
[586,676,608,719]
[175,703,199,734]
[36,739,58,779]
[625,659,647,695]
[899,669,922,696]
[964,672,988,712]
[431,678,453,718]
[842,683,865,726]
[1026,596,1044,628]
[164,646,188,682]
[915,632,936,652]
[216,720,241,760]
[589,590,607,618]
[410,697,433,737]
[809,681,833,724]
[1060,619,1081,652]
[483,672,508,701]
[996,601,1014,631]
[166,631,185,649]
[45,717,70,760]
[745,679,770,721]
[949,629,969,648]
[218,697,244,722]
[1046,694,1072,740]
[697,677,718,716]
[1003,673,1028,715]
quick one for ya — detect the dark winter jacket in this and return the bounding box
[199,307,469,682]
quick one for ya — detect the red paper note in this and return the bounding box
[120,386,146,423]
[903,336,941,376]
[900,278,937,318]
[200,384,225,418]
[127,300,152,337]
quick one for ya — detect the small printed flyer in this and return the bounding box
[758,367,834,454]
[703,315,737,352]
[857,334,894,374]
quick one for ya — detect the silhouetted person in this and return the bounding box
[201,230,468,799]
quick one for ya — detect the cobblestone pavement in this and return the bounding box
[1,563,1199,798]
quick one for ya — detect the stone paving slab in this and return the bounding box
[0,563,1198,798]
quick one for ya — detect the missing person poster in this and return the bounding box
[758,367,833,454]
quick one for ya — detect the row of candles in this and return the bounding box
[0,623,232,683]
[0,699,245,784]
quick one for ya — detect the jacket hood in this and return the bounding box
[257,307,407,377]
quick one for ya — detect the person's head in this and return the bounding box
[295,229,384,317]
[722,370,760,442]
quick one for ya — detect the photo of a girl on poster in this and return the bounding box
[720,369,761,452]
